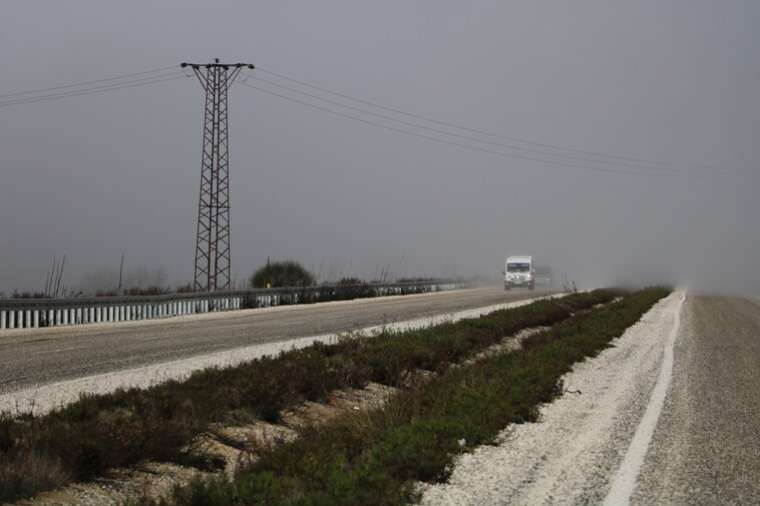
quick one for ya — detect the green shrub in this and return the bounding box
[249,259,315,288]
[0,289,622,503]
[159,288,669,506]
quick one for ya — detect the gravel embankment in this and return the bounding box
[419,291,684,505]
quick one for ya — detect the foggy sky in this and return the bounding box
[1,1,758,293]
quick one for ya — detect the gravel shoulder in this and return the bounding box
[419,291,684,506]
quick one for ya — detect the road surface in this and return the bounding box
[633,293,760,504]
[421,291,760,505]
[0,286,550,397]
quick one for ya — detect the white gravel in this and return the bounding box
[418,291,685,506]
[0,294,557,417]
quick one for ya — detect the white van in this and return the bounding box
[504,255,535,290]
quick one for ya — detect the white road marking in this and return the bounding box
[603,291,686,505]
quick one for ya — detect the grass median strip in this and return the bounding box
[155,287,668,506]
[0,290,618,503]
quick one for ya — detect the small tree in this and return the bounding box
[249,259,315,288]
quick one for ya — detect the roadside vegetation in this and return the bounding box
[0,289,629,503]
[158,287,668,506]
[249,259,316,288]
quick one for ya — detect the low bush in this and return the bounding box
[249,260,315,288]
[0,290,620,503]
[161,288,669,506]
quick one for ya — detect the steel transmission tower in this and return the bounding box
[182,59,254,291]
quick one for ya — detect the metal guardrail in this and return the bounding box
[0,280,466,330]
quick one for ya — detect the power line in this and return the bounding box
[254,66,697,171]
[0,65,177,100]
[245,73,676,174]
[0,72,186,109]
[238,81,665,177]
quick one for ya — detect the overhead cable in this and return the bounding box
[239,80,666,177]
[254,66,697,172]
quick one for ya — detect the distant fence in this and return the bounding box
[0,280,466,330]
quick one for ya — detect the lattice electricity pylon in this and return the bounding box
[182,59,254,292]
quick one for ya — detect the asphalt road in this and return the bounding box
[0,286,550,396]
[633,293,760,504]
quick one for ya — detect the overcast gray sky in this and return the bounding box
[1,1,758,293]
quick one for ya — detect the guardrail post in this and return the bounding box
[9,310,15,329]
[1,310,5,329]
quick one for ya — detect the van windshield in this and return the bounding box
[507,263,530,273]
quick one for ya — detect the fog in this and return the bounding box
[1,1,758,294]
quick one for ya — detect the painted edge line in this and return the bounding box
[603,291,686,505]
